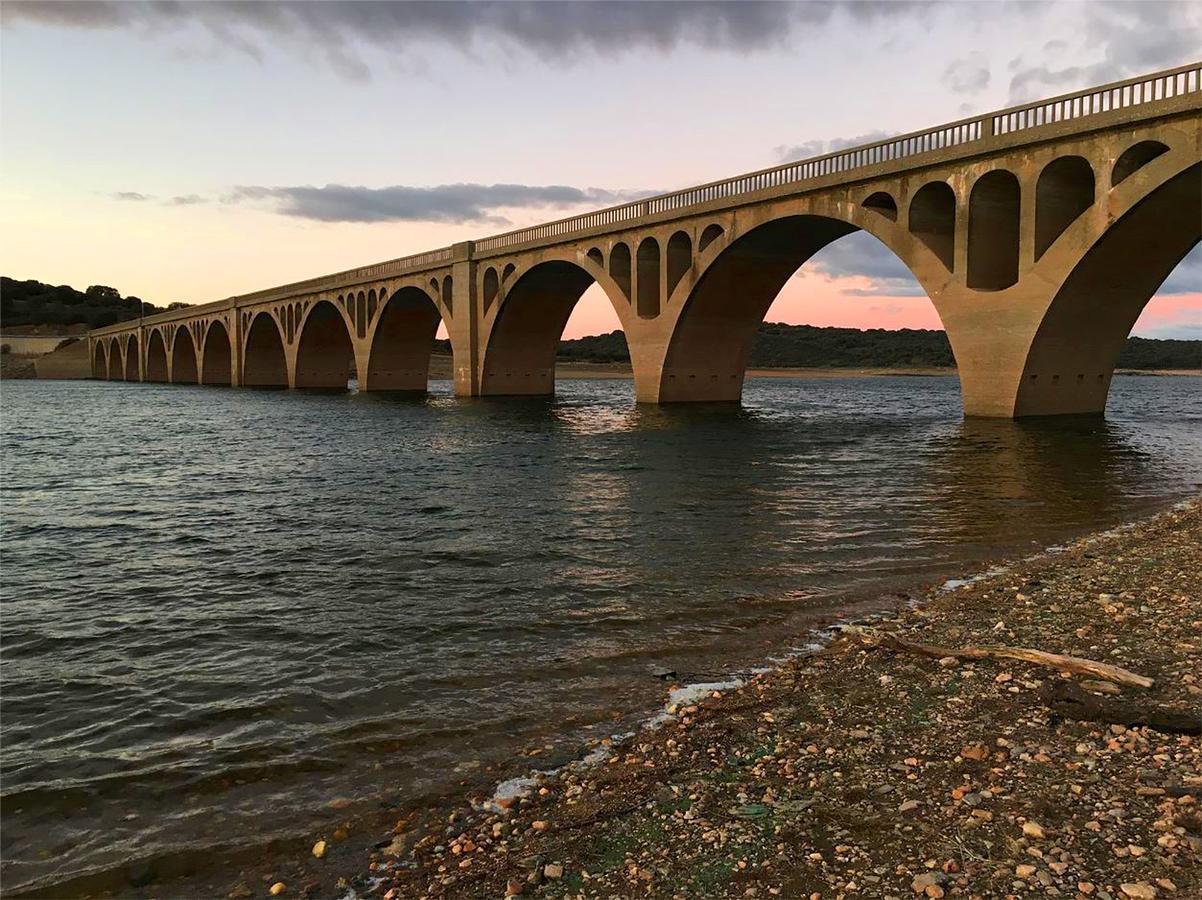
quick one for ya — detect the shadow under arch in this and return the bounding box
[480,257,630,396]
[171,326,198,384]
[1015,161,1201,417]
[145,330,168,382]
[364,286,444,392]
[295,300,354,390]
[92,342,106,379]
[658,214,944,402]
[123,335,139,381]
[243,312,288,388]
[202,320,232,386]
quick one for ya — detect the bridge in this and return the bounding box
[88,63,1200,418]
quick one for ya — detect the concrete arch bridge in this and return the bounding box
[90,63,1201,418]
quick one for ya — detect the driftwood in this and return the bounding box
[847,626,1154,689]
[1040,681,1200,736]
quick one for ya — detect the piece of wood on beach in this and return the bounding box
[1039,681,1201,736]
[845,626,1155,689]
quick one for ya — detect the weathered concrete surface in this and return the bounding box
[84,63,1201,418]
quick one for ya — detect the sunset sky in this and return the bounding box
[1,1,1199,339]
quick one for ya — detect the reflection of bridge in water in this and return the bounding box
[89,63,1200,418]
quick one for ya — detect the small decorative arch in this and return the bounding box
[367,288,378,325]
[1035,156,1095,261]
[201,319,233,385]
[171,325,198,383]
[430,278,439,295]
[145,329,168,382]
[609,242,632,301]
[502,263,516,282]
[967,170,1021,290]
[637,237,661,318]
[699,223,724,252]
[441,275,454,315]
[862,191,898,221]
[295,300,354,389]
[587,247,604,266]
[909,181,956,272]
[667,231,692,297]
[1112,140,1169,187]
[355,291,368,339]
[242,312,288,388]
[483,267,500,313]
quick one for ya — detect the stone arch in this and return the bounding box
[123,334,139,381]
[862,191,898,221]
[242,312,288,388]
[480,256,631,396]
[502,263,516,282]
[1035,156,1095,261]
[107,338,122,380]
[367,289,378,324]
[482,267,500,313]
[441,275,454,315]
[587,247,603,266]
[666,231,692,298]
[908,181,956,272]
[171,325,198,383]
[145,329,168,382]
[658,214,936,403]
[92,341,106,379]
[636,237,661,318]
[364,286,445,392]
[699,223,724,252]
[1112,140,1169,187]
[609,242,631,300]
[1015,160,1200,416]
[201,319,233,385]
[295,300,354,389]
[967,170,1020,290]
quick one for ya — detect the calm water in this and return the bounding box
[2,375,1200,896]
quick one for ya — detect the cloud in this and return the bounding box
[111,191,154,201]
[169,194,207,206]
[775,130,897,164]
[805,231,925,297]
[1007,1,1202,102]
[942,52,990,94]
[1157,243,1201,296]
[223,182,654,224]
[1,1,935,80]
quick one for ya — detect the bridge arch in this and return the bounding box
[123,334,139,381]
[201,320,233,385]
[145,329,168,382]
[908,181,956,271]
[653,210,948,403]
[106,338,122,380]
[363,285,445,392]
[294,300,354,389]
[1035,156,1095,261]
[479,253,634,396]
[242,312,288,388]
[171,326,198,383]
[1014,157,1200,416]
[1112,140,1169,187]
[92,342,106,379]
[967,170,1021,290]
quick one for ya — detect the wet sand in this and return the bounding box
[326,501,1202,899]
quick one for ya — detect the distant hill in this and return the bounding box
[545,325,1200,370]
[1,277,174,330]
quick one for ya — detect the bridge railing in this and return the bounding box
[232,246,454,305]
[474,61,1201,253]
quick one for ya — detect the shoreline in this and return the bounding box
[329,500,1202,899]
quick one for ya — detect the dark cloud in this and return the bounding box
[1157,243,1201,296]
[805,232,925,297]
[1007,1,1201,102]
[942,53,990,94]
[1,1,934,80]
[111,191,154,201]
[775,130,896,164]
[224,182,654,225]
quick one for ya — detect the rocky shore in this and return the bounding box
[295,501,1201,900]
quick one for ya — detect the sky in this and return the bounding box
[1,0,1199,339]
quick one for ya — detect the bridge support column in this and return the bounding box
[449,241,480,397]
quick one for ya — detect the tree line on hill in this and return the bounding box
[0,277,189,330]
[4,276,1197,369]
